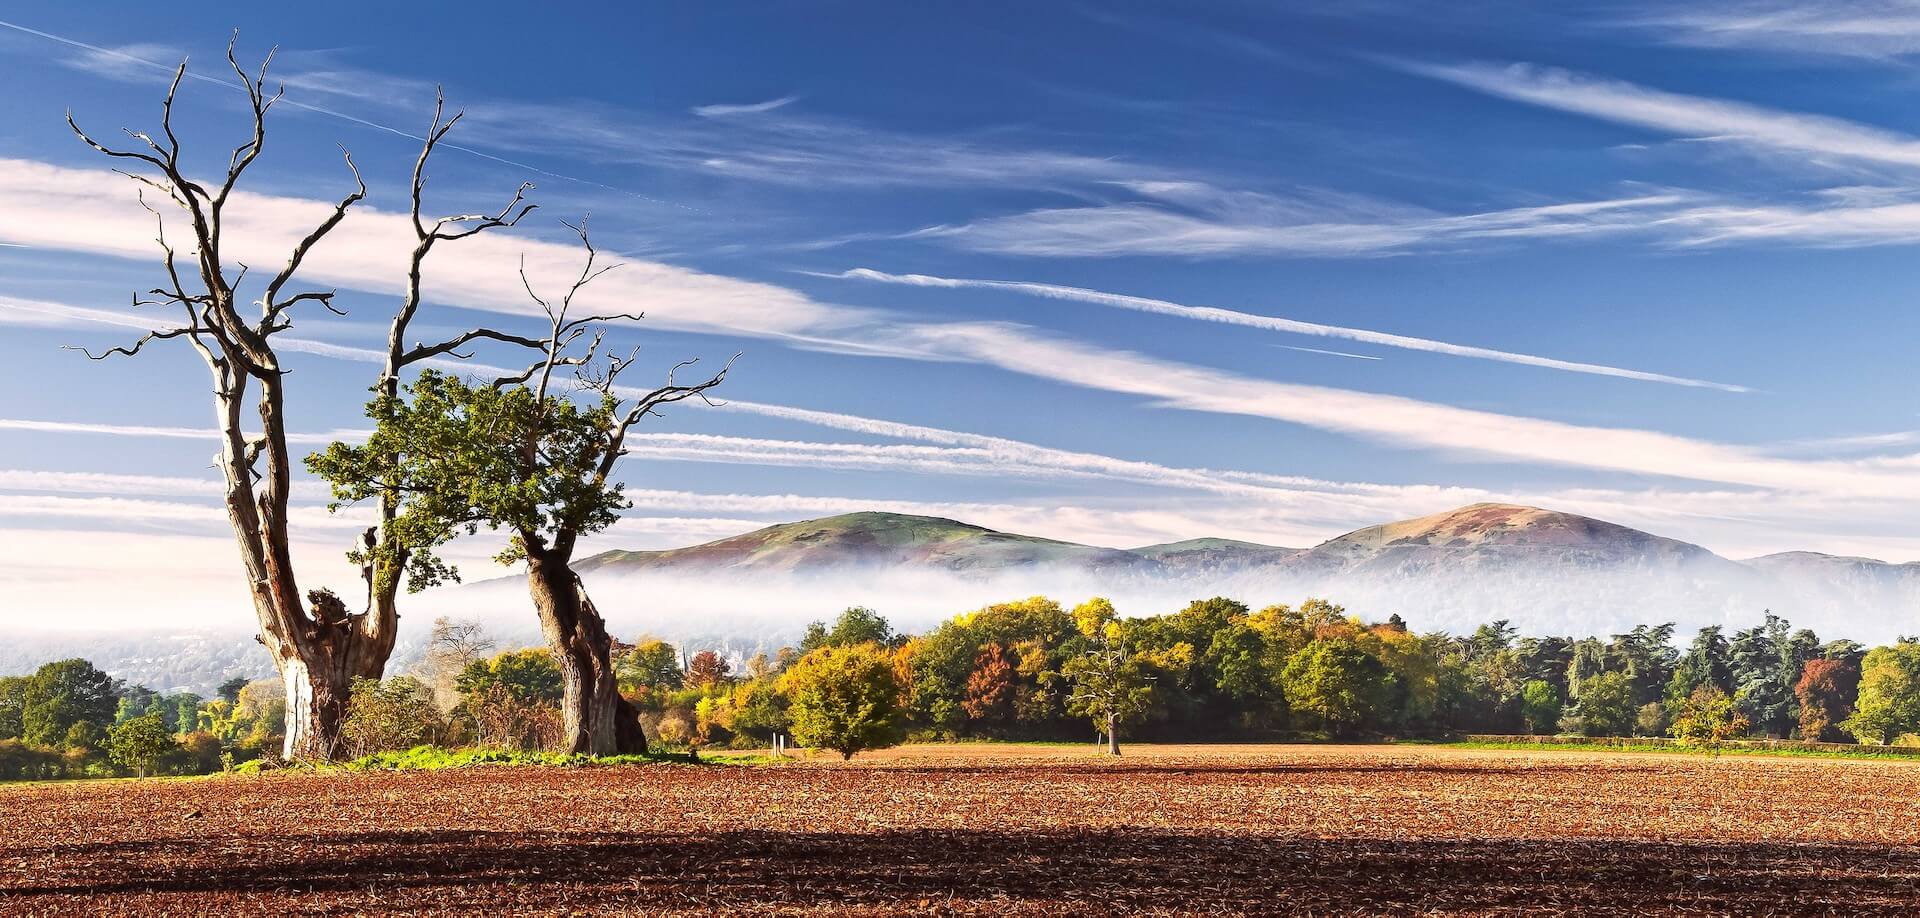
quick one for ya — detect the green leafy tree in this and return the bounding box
[722,679,790,746]
[1567,672,1635,737]
[1280,638,1388,738]
[0,676,26,740]
[618,639,685,696]
[457,649,565,705]
[1061,598,1154,755]
[1565,638,1609,698]
[1608,624,1679,707]
[1667,626,1733,704]
[1728,613,1807,737]
[309,230,732,756]
[800,607,900,653]
[1515,636,1574,698]
[107,713,176,777]
[20,659,118,748]
[1842,641,1920,745]
[779,643,905,759]
[1519,680,1563,735]
[216,677,249,705]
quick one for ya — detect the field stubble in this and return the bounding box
[2,743,1918,915]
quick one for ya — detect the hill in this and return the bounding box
[1130,538,1302,575]
[1298,502,1722,574]
[578,511,1158,575]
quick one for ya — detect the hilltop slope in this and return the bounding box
[579,511,1158,575]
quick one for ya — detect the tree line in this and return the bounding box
[14,597,1914,777]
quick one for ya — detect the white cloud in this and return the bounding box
[918,180,1694,257]
[693,96,799,117]
[0,493,371,530]
[0,158,871,342]
[1627,2,1920,58]
[832,268,1750,391]
[1402,59,1920,169]
[13,284,1918,506]
[897,322,1920,499]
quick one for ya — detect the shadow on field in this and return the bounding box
[876,763,1606,779]
[7,828,1919,913]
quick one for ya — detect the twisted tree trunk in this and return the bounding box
[525,547,648,756]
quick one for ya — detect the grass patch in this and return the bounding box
[341,746,782,772]
[1436,739,1920,762]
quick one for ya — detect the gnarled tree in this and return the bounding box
[310,224,733,755]
[67,38,542,759]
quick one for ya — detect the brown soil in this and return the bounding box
[3,743,1918,915]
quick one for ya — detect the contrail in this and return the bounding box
[829,268,1751,393]
[1276,344,1382,361]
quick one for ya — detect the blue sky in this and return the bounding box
[2,2,1918,627]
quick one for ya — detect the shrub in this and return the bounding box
[342,677,444,759]
[463,683,562,751]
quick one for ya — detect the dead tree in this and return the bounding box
[350,94,541,693]
[66,38,541,760]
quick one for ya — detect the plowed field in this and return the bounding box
[4,743,1918,915]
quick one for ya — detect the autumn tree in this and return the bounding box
[779,643,906,759]
[1669,686,1748,750]
[1794,657,1859,742]
[685,651,733,689]
[311,224,731,755]
[1062,598,1153,755]
[69,41,546,758]
[961,643,1015,730]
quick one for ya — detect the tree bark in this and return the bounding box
[525,549,648,756]
[1106,711,1121,756]
[207,376,368,761]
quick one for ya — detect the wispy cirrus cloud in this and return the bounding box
[916,179,1694,257]
[693,96,799,117]
[14,283,1918,503]
[1399,59,1920,170]
[829,268,1750,391]
[0,158,872,342]
[896,321,1920,499]
[1623,2,1920,58]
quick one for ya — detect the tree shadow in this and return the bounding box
[6,828,1918,914]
